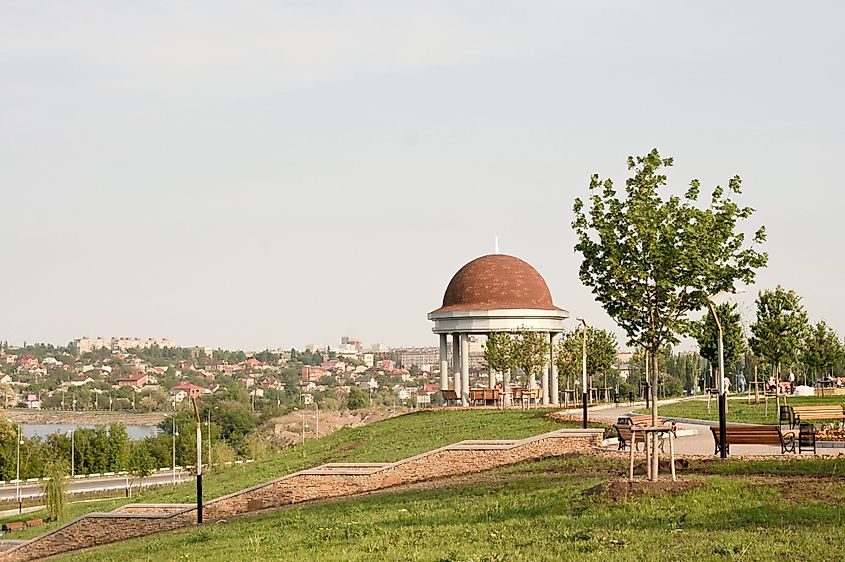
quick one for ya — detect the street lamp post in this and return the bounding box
[707,300,728,459]
[70,424,75,478]
[172,418,179,485]
[16,425,22,514]
[707,289,744,459]
[577,317,588,429]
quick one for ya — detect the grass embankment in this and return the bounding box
[640,396,845,425]
[0,409,582,540]
[57,455,845,562]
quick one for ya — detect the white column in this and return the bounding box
[489,368,496,390]
[439,333,449,391]
[541,363,550,405]
[452,333,461,392]
[550,332,560,405]
[460,333,470,406]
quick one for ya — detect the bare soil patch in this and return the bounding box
[263,408,400,445]
[584,478,704,501]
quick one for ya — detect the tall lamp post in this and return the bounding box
[708,289,744,460]
[706,300,727,459]
[191,397,202,525]
[16,425,22,514]
[576,317,588,429]
[172,418,179,485]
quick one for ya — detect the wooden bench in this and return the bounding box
[468,388,499,406]
[791,405,845,428]
[614,415,676,451]
[709,425,795,455]
[25,518,43,528]
[440,389,459,406]
[2,522,25,533]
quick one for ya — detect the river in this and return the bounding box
[21,423,160,440]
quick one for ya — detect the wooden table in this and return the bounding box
[629,425,676,482]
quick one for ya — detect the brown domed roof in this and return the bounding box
[432,254,560,313]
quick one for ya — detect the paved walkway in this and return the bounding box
[561,398,838,457]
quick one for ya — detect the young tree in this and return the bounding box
[509,329,549,388]
[128,443,156,494]
[42,459,69,521]
[749,286,809,381]
[573,149,767,478]
[801,320,843,380]
[554,327,618,394]
[483,332,514,394]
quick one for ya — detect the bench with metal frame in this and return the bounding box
[709,425,795,456]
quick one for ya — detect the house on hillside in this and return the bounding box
[171,382,207,404]
[70,375,95,387]
[117,373,148,390]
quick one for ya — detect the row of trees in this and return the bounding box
[693,286,844,385]
[483,327,618,390]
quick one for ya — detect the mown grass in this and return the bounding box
[0,409,581,539]
[641,396,845,425]
[55,455,845,562]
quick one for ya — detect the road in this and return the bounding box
[0,471,192,502]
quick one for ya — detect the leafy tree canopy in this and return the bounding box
[801,320,843,378]
[749,286,809,377]
[554,327,618,382]
[572,149,767,358]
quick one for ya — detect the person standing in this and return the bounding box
[736,372,746,393]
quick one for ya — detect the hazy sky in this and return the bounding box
[2,1,843,351]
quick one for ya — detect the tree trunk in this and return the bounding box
[753,364,759,404]
[651,347,659,482]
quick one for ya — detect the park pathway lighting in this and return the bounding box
[16,425,22,513]
[577,317,588,429]
[708,289,745,460]
[172,418,179,485]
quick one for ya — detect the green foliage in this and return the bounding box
[572,149,767,358]
[749,286,809,377]
[693,302,746,365]
[509,329,548,382]
[128,442,156,480]
[346,386,367,410]
[801,321,844,378]
[42,458,69,522]
[555,327,617,386]
[483,332,514,375]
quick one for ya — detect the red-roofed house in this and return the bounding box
[117,373,148,389]
[171,382,207,404]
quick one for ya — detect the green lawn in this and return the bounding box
[640,396,845,425]
[55,455,845,562]
[0,409,585,539]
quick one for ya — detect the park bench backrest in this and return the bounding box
[709,425,782,446]
[793,405,845,420]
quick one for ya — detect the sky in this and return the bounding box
[2,1,844,351]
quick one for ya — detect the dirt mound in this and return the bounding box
[584,477,703,501]
[264,408,399,445]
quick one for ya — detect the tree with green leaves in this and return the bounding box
[554,327,618,394]
[801,320,843,380]
[509,329,548,388]
[573,149,767,478]
[42,459,69,521]
[749,286,809,381]
[128,443,156,494]
[484,332,514,392]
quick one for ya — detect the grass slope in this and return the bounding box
[0,409,580,540]
[640,396,845,425]
[57,456,845,562]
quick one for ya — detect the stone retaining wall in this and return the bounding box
[1,428,602,561]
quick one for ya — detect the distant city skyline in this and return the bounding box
[3,2,844,351]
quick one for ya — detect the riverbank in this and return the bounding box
[4,409,167,427]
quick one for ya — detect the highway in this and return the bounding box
[0,471,192,502]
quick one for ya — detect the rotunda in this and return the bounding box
[427,254,568,406]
